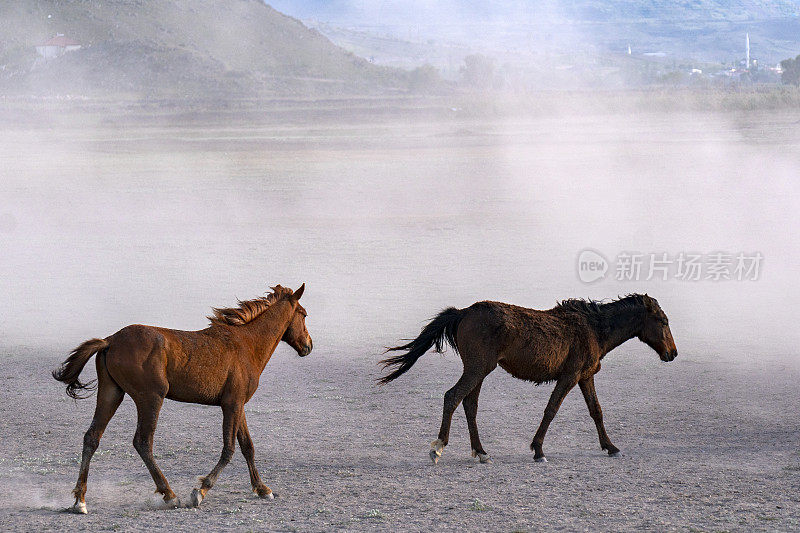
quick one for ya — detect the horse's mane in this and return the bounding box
[208,285,294,327]
[556,294,658,340]
[556,294,648,315]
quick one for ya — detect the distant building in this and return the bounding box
[35,34,82,59]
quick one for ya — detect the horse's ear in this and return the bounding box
[293,283,305,300]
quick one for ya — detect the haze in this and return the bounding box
[1,106,798,363]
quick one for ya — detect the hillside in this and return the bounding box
[0,0,403,97]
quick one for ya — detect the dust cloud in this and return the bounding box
[1,104,798,363]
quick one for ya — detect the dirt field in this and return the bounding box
[0,346,798,532]
[1,101,799,530]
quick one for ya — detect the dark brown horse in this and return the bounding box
[380,294,677,464]
[53,284,312,513]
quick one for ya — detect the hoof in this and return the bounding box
[190,488,204,508]
[255,486,274,500]
[534,456,548,463]
[608,451,621,458]
[68,501,88,514]
[430,439,444,464]
[472,450,492,463]
[429,449,441,464]
[160,496,181,509]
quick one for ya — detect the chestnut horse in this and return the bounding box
[380,294,677,464]
[53,284,312,513]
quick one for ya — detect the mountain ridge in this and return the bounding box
[0,0,403,97]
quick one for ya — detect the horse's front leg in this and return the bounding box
[191,402,242,507]
[531,375,578,462]
[237,414,274,499]
[579,375,620,456]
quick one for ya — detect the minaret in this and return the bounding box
[746,33,750,69]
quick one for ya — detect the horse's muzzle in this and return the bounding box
[661,350,678,362]
[299,341,313,357]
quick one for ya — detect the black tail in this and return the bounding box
[378,307,463,384]
[52,338,108,399]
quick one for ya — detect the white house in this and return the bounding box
[35,34,82,59]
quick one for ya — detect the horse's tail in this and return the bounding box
[52,338,109,399]
[378,307,463,384]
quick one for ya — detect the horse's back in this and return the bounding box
[459,301,586,383]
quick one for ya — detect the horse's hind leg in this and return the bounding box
[431,370,483,464]
[237,414,273,499]
[131,393,178,506]
[191,402,242,507]
[579,376,620,457]
[70,356,123,514]
[463,379,491,463]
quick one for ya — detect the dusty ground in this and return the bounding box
[0,345,798,532]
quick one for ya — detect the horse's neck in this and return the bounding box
[240,299,293,370]
[598,305,644,355]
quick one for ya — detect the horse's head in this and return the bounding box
[282,283,313,357]
[637,295,677,362]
